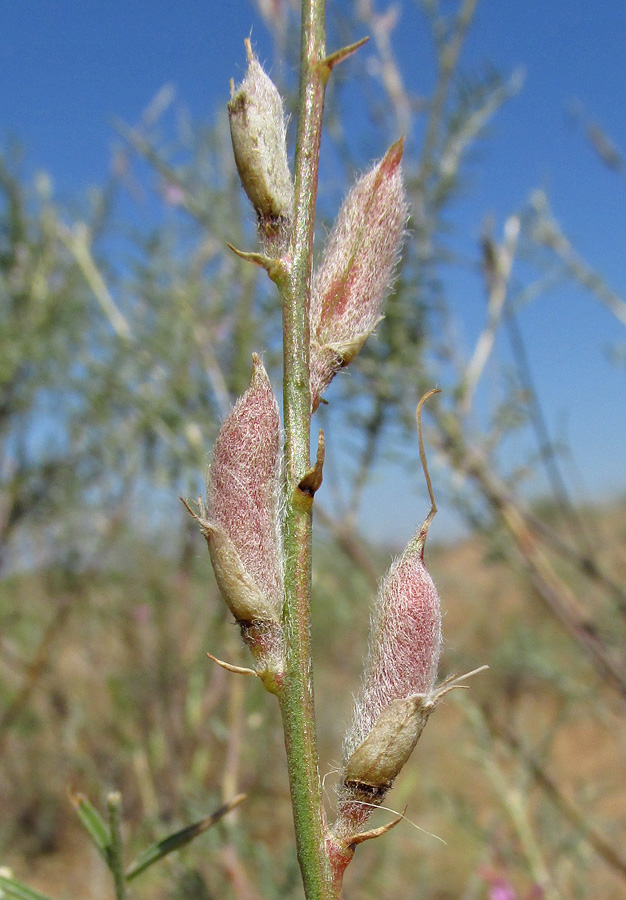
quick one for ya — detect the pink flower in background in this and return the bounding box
[480,864,544,900]
[489,882,517,900]
[479,867,518,900]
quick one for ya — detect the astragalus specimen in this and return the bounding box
[187,7,483,898]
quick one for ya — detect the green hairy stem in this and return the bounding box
[278,0,333,897]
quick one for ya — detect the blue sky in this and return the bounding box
[2,0,625,544]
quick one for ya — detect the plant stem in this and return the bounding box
[278,0,333,897]
[107,792,127,900]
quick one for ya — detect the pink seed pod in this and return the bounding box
[330,520,443,846]
[206,354,283,621]
[331,396,487,853]
[228,39,294,254]
[186,355,284,683]
[341,527,441,793]
[335,392,444,840]
[310,139,409,410]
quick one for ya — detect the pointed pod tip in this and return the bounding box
[372,137,407,193]
[414,387,440,555]
[249,352,270,387]
[385,137,405,168]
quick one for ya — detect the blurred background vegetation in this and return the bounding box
[1,1,625,898]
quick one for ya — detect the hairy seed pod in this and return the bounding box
[342,527,441,767]
[332,524,441,841]
[189,356,284,683]
[333,394,486,846]
[205,354,283,624]
[310,139,409,410]
[228,40,293,254]
[333,399,445,847]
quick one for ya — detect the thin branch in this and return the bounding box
[356,1,412,135]
[114,120,217,230]
[502,298,599,562]
[0,596,74,755]
[480,749,563,900]
[417,0,479,189]
[58,222,133,341]
[517,508,626,615]
[315,503,380,589]
[345,395,386,522]
[439,68,524,179]
[461,215,520,413]
[435,414,626,701]
[530,191,626,329]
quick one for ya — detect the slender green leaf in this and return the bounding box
[69,792,111,863]
[0,874,56,900]
[126,793,246,882]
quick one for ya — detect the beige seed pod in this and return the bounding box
[343,695,433,794]
[198,520,280,625]
[228,39,293,253]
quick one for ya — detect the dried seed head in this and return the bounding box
[228,40,294,254]
[310,140,409,410]
[206,354,283,621]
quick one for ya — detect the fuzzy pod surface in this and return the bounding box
[340,527,441,800]
[228,42,293,252]
[310,139,409,410]
[205,354,284,626]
